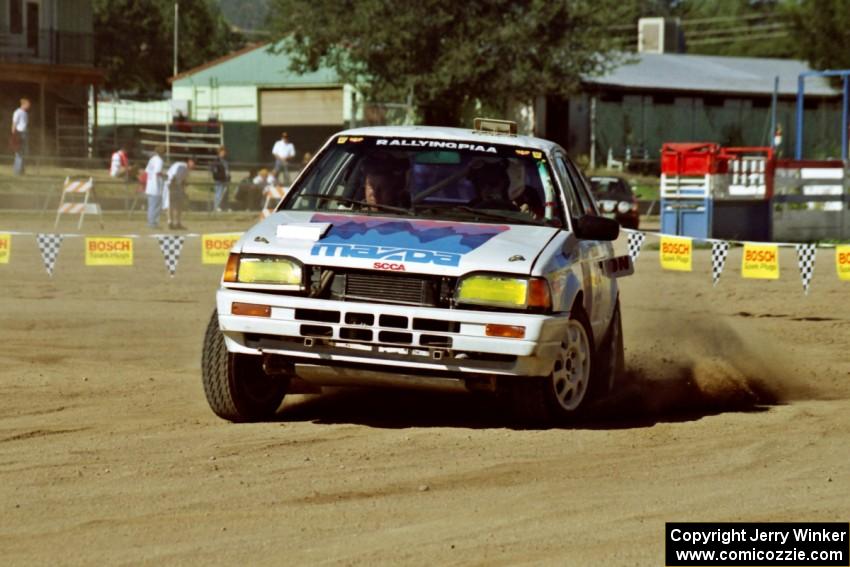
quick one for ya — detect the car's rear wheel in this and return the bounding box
[201,310,288,422]
[593,299,625,397]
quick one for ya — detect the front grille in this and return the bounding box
[333,271,438,306]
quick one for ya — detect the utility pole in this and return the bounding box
[173,1,179,77]
[589,96,597,170]
[769,76,778,149]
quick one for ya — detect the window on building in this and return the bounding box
[26,1,39,53]
[600,92,624,103]
[10,0,24,34]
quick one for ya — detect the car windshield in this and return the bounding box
[285,136,565,226]
[590,177,632,200]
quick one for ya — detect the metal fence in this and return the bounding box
[140,122,225,165]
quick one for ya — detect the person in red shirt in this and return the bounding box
[110,144,131,178]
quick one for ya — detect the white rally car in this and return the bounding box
[202,120,632,423]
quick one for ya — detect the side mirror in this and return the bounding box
[575,215,619,241]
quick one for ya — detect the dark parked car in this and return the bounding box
[589,176,640,230]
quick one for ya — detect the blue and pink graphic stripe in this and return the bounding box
[308,213,509,267]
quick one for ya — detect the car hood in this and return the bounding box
[236,210,560,277]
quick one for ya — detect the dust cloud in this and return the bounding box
[606,314,823,422]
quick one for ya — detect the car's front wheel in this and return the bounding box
[201,310,288,422]
[510,308,595,424]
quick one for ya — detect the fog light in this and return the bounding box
[231,302,271,317]
[485,324,525,339]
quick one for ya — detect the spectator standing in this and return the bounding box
[109,144,131,178]
[209,146,231,211]
[144,145,166,228]
[272,132,295,184]
[164,157,195,230]
[10,98,30,175]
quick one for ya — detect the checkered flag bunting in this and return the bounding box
[795,244,816,295]
[626,231,646,262]
[156,235,185,277]
[711,240,730,286]
[36,233,63,277]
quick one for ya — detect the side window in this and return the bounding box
[563,157,599,216]
[552,155,584,220]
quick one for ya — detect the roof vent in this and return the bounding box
[638,17,683,54]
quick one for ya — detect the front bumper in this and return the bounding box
[217,288,568,381]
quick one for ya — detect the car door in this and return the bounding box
[550,153,605,334]
[559,154,616,341]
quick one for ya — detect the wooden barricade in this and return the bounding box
[54,177,103,229]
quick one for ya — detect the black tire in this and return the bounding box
[201,310,288,422]
[510,307,596,425]
[590,299,625,398]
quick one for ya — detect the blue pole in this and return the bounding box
[843,75,849,160]
[795,74,805,160]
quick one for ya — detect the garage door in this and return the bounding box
[260,88,344,126]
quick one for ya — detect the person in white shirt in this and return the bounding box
[271,131,296,184]
[164,158,195,230]
[144,146,166,228]
[109,144,130,178]
[11,98,30,175]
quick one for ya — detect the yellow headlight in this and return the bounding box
[237,257,302,285]
[456,275,528,307]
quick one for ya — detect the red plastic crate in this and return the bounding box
[661,143,722,175]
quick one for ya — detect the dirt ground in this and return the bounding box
[1,212,848,566]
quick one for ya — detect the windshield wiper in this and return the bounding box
[411,158,486,204]
[412,203,544,225]
[296,193,409,215]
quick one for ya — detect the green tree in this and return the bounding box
[94,0,241,95]
[786,0,850,70]
[671,0,795,58]
[267,0,638,125]
[217,0,270,31]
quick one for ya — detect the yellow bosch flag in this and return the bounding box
[202,233,242,264]
[659,236,692,272]
[85,237,133,266]
[741,243,779,279]
[0,233,10,264]
[837,246,850,281]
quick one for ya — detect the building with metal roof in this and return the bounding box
[171,42,339,88]
[587,53,837,97]
[166,42,357,163]
[94,41,844,166]
[545,52,843,164]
